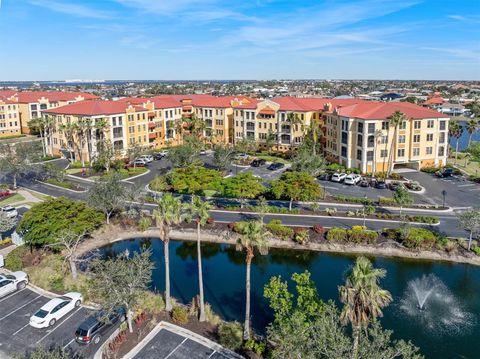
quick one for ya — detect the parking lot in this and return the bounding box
[0,288,115,359]
[129,326,240,359]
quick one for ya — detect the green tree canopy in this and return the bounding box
[168,135,201,168]
[17,197,103,248]
[0,141,42,188]
[270,171,322,210]
[221,171,265,206]
[167,166,223,195]
[213,144,235,171]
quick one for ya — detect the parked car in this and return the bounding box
[132,159,148,167]
[331,172,347,182]
[405,181,422,191]
[317,172,332,181]
[137,155,153,163]
[358,177,370,187]
[234,153,249,160]
[152,153,164,160]
[375,181,388,189]
[30,292,83,328]
[267,162,285,171]
[199,149,207,155]
[0,271,28,298]
[0,191,11,199]
[75,308,126,345]
[344,174,361,185]
[435,168,454,178]
[389,181,402,191]
[159,150,169,157]
[0,205,18,218]
[251,159,266,167]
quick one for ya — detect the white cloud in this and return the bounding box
[28,0,112,19]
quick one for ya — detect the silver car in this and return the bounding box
[0,206,18,218]
[0,271,29,298]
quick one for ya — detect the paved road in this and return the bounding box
[0,288,116,358]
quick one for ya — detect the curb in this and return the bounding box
[66,174,95,183]
[121,168,151,182]
[36,180,87,193]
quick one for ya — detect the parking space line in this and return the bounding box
[0,295,41,321]
[458,184,475,187]
[35,307,81,345]
[63,338,76,349]
[208,350,217,358]
[0,288,27,304]
[12,323,31,336]
[164,338,187,359]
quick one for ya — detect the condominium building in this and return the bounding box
[0,98,21,138]
[0,91,99,134]
[39,93,449,172]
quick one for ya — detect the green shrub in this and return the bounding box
[149,175,169,192]
[171,306,189,325]
[333,195,374,205]
[379,197,396,206]
[244,339,267,355]
[135,291,165,315]
[265,219,294,240]
[325,207,337,216]
[402,228,438,249]
[0,237,12,246]
[218,322,243,351]
[293,228,310,244]
[326,227,348,242]
[421,166,440,174]
[472,246,480,256]
[347,226,378,244]
[326,163,346,172]
[137,216,152,231]
[4,245,29,271]
[389,172,402,180]
[383,228,399,240]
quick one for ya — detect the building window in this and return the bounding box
[397,149,405,157]
[426,147,433,155]
[367,151,374,161]
[438,146,445,156]
[414,121,421,129]
[341,146,347,157]
[357,149,362,161]
[381,136,388,144]
[440,120,446,131]
[357,134,363,146]
[427,120,434,128]
[357,122,363,133]
[426,133,433,141]
[413,134,420,143]
[439,132,445,144]
[413,148,420,157]
[399,121,406,130]
[382,121,388,130]
[380,149,388,158]
[368,123,375,134]
[398,135,406,144]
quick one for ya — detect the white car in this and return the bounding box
[199,150,207,155]
[0,271,28,298]
[133,158,148,166]
[30,292,83,328]
[344,174,361,185]
[0,206,18,218]
[159,150,169,157]
[234,153,249,160]
[138,155,153,163]
[331,172,347,182]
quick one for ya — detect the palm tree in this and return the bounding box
[152,193,184,312]
[466,119,479,148]
[338,256,392,359]
[236,220,269,340]
[188,196,212,322]
[59,122,78,162]
[386,111,405,176]
[287,112,303,146]
[449,120,463,165]
[372,129,383,176]
[75,117,91,167]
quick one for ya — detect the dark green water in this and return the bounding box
[99,238,480,359]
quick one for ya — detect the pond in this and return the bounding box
[99,238,480,359]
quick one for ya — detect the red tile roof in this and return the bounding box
[43,100,132,116]
[335,101,449,120]
[423,97,445,105]
[0,90,17,99]
[272,97,363,111]
[8,91,98,103]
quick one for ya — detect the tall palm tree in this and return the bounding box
[338,256,392,359]
[449,120,463,165]
[466,119,479,148]
[236,220,269,340]
[188,196,212,322]
[75,117,91,167]
[386,111,405,176]
[287,112,303,146]
[153,193,184,312]
[372,129,383,176]
[59,122,78,162]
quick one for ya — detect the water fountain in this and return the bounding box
[399,274,474,335]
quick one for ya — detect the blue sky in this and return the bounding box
[0,0,479,80]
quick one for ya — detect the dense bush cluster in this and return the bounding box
[265,220,294,240]
[326,226,378,244]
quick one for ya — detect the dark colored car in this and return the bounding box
[435,168,454,178]
[317,172,332,181]
[267,162,285,171]
[358,177,370,187]
[152,153,164,160]
[375,181,388,189]
[75,308,126,345]
[389,181,402,191]
[251,159,267,167]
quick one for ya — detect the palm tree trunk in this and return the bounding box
[126,306,134,333]
[468,231,473,251]
[69,258,78,280]
[468,133,473,148]
[455,138,459,165]
[382,129,389,174]
[387,128,397,176]
[40,129,46,157]
[244,249,253,340]
[351,325,360,359]
[289,198,293,211]
[197,222,206,322]
[164,237,172,311]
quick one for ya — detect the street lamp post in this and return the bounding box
[442,190,447,208]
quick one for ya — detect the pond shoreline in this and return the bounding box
[85,225,480,266]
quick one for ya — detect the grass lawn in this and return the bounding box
[0,134,26,141]
[66,168,82,175]
[448,153,480,177]
[117,167,149,178]
[0,193,26,205]
[255,154,291,164]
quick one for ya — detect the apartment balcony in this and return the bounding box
[205,120,213,128]
[148,122,156,129]
[280,134,291,144]
[246,131,255,140]
[281,125,291,133]
[148,112,155,118]
[149,133,157,140]
[246,125,255,132]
